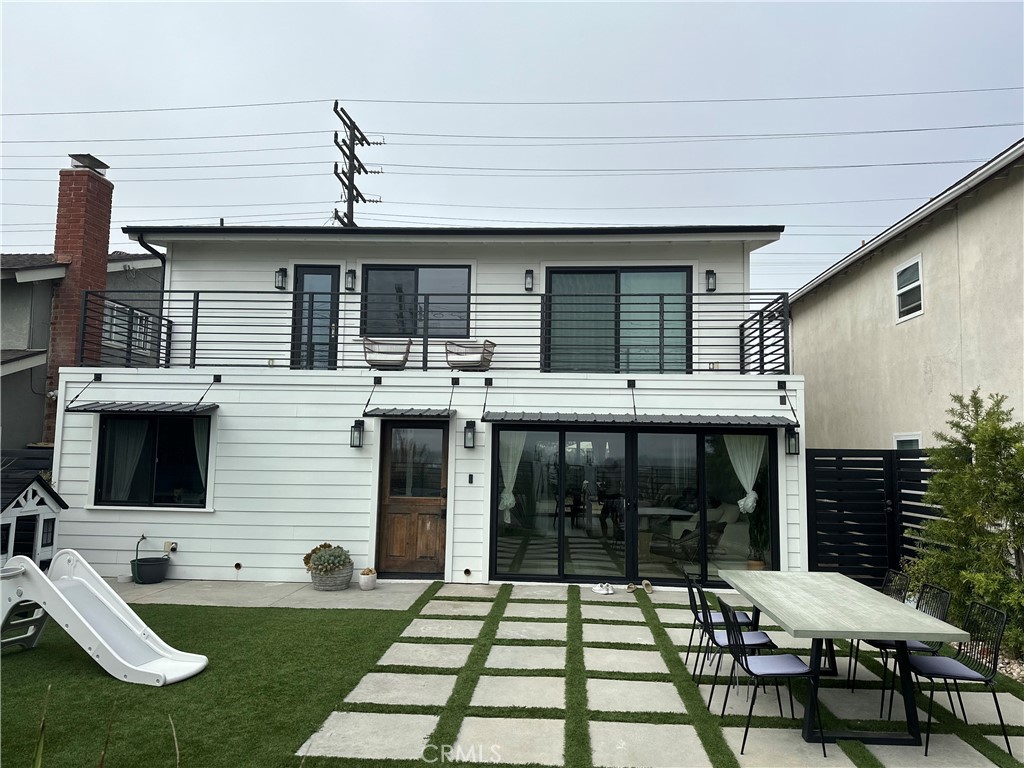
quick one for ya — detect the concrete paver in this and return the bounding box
[583,623,656,646]
[584,646,668,673]
[504,601,567,619]
[452,717,564,765]
[437,583,501,598]
[590,721,710,768]
[402,618,485,639]
[655,607,693,625]
[586,678,685,713]
[986,734,1023,755]
[866,734,997,767]
[580,603,645,622]
[297,711,438,759]
[377,642,474,668]
[472,675,566,709]
[422,599,494,616]
[721,727,857,767]
[581,588,641,603]
[699,683,806,719]
[817,687,924,722]
[932,690,1024,726]
[344,671,458,706]
[496,620,567,641]
[510,584,569,601]
[486,644,566,670]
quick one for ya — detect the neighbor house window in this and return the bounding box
[895,256,923,321]
[101,301,152,354]
[96,415,210,507]
[894,433,921,450]
[361,265,470,337]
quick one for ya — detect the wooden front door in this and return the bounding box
[377,422,448,574]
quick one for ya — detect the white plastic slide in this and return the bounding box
[1,548,208,686]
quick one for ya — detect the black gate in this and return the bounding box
[806,449,928,588]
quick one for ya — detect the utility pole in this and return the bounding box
[333,101,383,227]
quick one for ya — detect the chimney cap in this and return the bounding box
[68,154,109,174]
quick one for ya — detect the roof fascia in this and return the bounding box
[10,265,67,284]
[791,140,1024,303]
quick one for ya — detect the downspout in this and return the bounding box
[136,233,167,294]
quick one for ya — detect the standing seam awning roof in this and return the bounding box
[481,412,796,427]
[363,408,455,418]
[65,401,219,414]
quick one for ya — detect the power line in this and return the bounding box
[3,86,1020,116]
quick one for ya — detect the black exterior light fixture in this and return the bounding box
[524,269,534,292]
[350,419,365,448]
[705,269,717,293]
[345,268,357,291]
[275,267,288,291]
[464,420,476,449]
[785,426,800,455]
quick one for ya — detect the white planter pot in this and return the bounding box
[358,573,377,591]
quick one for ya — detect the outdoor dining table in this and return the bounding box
[719,569,970,747]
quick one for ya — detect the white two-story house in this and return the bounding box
[50,223,806,587]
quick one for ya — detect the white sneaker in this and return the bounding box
[591,584,607,593]
[603,583,615,595]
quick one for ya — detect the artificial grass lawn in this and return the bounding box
[0,591,434,767]
[3,583,1023,768]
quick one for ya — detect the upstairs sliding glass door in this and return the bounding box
[545,268,691,373]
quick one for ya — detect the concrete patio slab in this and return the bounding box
[699,683,806,719]
[647,588,690,606]
[655,607,693,625]
[377,642,474,669]
[817,687,925,723]
[402,618,484,639]
[486,644,566,670]
[421,599,494,617]
[581,588,641,603]
[590,721,710,768]
[297,711,438,759]
[722,727,857,767]
[452,717,564,765]
[665,626,700,648]
[471,675,566,709]
[510,584,568,601]
[436,583,500,598]
[586,678,685,713]
[580,604,645,622]
[866,734,996,767]
[496,620,567,641]
[583,623,657,646]
[344,671,458,706]
[584,647,668,673]
[504,602,567,619]
[932,690,1024,726]
[986,734,1023,755]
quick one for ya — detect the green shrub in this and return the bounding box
[905,389,1024,657]
[304,543,352,575]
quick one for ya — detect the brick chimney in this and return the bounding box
[42,154,113,442]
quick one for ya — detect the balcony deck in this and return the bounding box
[78,290,790,374]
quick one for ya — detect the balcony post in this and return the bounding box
[77,291,92,365]
[658,295,666,373]
[781,294,791,375]
[189,291,200,368]
[421,295,430,371]
[758,307,766,375]
[124,308,135,368]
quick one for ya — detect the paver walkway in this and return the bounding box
[297,583,1023,767]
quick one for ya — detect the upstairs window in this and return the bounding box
[96,415,210,507]
[895,256,923,321]
[361,266,470,338]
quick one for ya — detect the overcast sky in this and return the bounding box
[2,1,1021,292]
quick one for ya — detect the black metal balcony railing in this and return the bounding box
[78,290,790,374]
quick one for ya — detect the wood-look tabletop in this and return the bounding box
[719,570,969,642]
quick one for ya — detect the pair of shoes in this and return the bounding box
[590,583,615,595]
[626,582,637,593]
[641,579,654,594]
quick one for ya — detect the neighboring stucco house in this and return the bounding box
[49,204,808,587]
[1,155,163,451]
[790,138,1024,450]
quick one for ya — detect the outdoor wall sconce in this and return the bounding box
[274,267,288,291]
[350,419,365,448]
[785,427,800,455]
[464,420,476,449]
[705,269,717,293]
[345,268,357,291]
[524,269,534,292]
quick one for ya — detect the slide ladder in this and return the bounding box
[1,549,208,686]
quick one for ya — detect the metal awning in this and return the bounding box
[482,412,796,427]
[65,401,219,415]
[363,407,455,418]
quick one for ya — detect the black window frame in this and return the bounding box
[94,414,212,508]
[360,264,472,339]
[542,266,693,373]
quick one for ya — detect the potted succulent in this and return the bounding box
[359,567,377,591]
[303,542,353,591]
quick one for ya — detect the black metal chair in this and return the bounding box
[696,583,775,709]
[719,598,827,757]
[848,568,910,689]
[680,568,753,666]
[908,601,1012,757]
[864,583,951,719]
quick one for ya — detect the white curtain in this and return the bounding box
[498,431,528,524]
[724,434,766,515]
[192,417,210,488]
[110,420,150,500]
